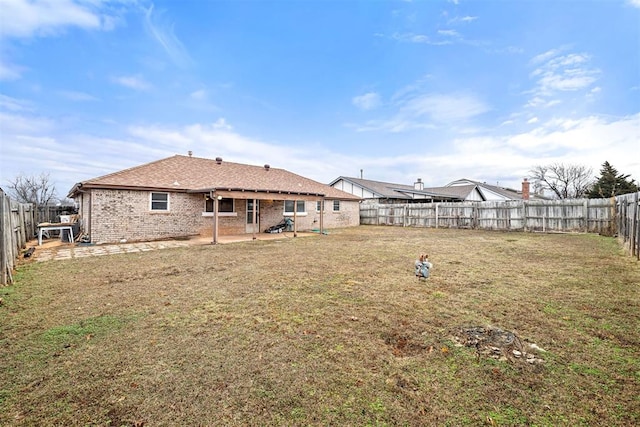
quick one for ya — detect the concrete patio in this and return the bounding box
[30,231,318,262]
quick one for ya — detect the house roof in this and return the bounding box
[446,178,529,200]
[69,155,360,200]
[330,177,415,198]
[331,176,471,201]
[422,184,481,200]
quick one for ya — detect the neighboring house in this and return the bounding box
[439,178,536,201]
[68,155,361,244]
[329,177,466,203]
[330,176,539,203]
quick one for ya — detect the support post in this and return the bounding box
[212,192,219,245]
[252,198,257,240]
[293,200,298,237]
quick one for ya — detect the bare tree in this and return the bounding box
[7,172,57,209]
[529,163,593,199]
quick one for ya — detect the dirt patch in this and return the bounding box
[452,326,545,364]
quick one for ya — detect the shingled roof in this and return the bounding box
[332,176,468,201]
[69,155,360,200]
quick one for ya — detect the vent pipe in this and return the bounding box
[188,150,192,157]
[215,157,223,165]
[264,164,270,171]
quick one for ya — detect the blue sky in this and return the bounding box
[1,0,639,199]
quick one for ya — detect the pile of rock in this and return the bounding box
[452,326,545,364]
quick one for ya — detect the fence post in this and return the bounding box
[472,203,478,230]
[633,192,638,258]
[1,191,7,285]
[583,199,589,232]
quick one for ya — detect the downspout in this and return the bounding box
[72,184,91,240]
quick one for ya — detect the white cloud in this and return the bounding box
[0,94,33,112]
[447,15,478,25]
[628,0,640,8]
[190,89,207,100]
[527,48,600,109]
[438,29,460,37]
[391,32,430,43]
[0,0,108,39]
[58,90,99,101]
[144,4,192,68]
[111,75,152,91]
[0,60,24,80]
[0,111,54,134]
[2,108,639,199]
[507,114,640,155]
[399,92,489,123]
[352,80,490,133]
[527,117,538,124]
[352,92,381,110]
[211,118,232,130]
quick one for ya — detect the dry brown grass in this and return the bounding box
[1,226,639,426]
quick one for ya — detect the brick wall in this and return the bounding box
[83,189,360,243]
[88,189,204,244]
[259,200,360,232]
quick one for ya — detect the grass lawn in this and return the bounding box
[1,226,639,426]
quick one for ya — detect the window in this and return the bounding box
[316,201,323,212]
[150,192,169,211]
[284,200,305,214]
[333,200,340,211]
[205,196,234,213]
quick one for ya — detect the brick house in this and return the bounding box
[68,155,361,244]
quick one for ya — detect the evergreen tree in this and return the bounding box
[587,161,638,198]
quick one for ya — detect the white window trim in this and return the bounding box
[332,200,340,212]
[150,192,170,212]
[284,212,308,217]
[202,212,237,217]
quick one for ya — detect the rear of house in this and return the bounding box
[69,155,361,244]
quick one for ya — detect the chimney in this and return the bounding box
[215,157,223,165]
[264,164,270,171]
[188,150,192,157]
[522,178,530,200]
[414,178,424,191]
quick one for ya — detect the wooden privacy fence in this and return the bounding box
[361,193,640,258]
[361,198,616,234]
[1,189,36,285]
[615,192,640,260]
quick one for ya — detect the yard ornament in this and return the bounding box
[415,254,433,280]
